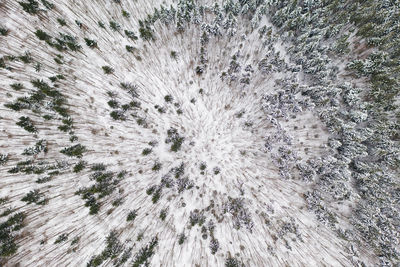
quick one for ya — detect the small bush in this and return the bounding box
[60,144,86,158]
[54,233,68,244]
[73,161,87,173]
[127,210,138,222]
[21,189,47,205]
[159,208,168,221]
[102,66,114,74]
[10,83,23,91]
[109,21,121,31]
[84,38,97,48]
[16,116,37,133]
[18,0,39,14]
[57,18,66,26]
[0,26,9,36]
[178,233,185,245]
[142,148,152,155]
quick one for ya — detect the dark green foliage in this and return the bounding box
[54,57,63,64]
[122,10,130,18]
[16,116,37,133]
[54,233,68,244]
[54,33,81,51]
[91,163,106,171]
[40,0,54,9]
[178,233,185,245]
[117,170,127,179]
[18,0,39,14]
[58,117,73,132]
[110,110,125,120]
[170,51,177,59]
[21,189,47,205]
[102,66,114,74]
[10,83,23,91]
[142,148,152,155]
[109,21,121,31]
[139,26,154,41]
[124,30,138,40]
[112,197,123,207]
[0,154,9,165]
[60,144,86,158]
[0,212,26,257]
[152,162,162,172]
[107,99,119,108]
[159,208,167,221]
[151,187,162,204]
[126,45,135,53]
[146,186,156,195]
[199,162,207,171]
[71,236,80,245]
[98,21,105,28]
[22,139,47,155]
[87,230,123,267]
[1,208,14,218]
[0,26,9,36]
[34,62,41,72]
[19,52,33,63]
[165,128,184,152]
[31,79,61,98]
[127,210,137,221]
[164,94,173,102]
[35,30,52,42]
[132,237,158,267]
[73,160,87,173]
[84,38,97,48]
[57,18,67,26]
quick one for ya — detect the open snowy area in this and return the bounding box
[0,0,399,266]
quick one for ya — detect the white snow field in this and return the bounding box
[1,0,399,266]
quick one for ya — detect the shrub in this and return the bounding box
[122,10,130,18]
[98,21,105,28]
[18,0,39,14]
[10,83,23,91]
[225,256,245,267]
[102,66,114,74]
[21,189,47,205]
[209,238,219,254]
[0,154,9,165]
[0,26,9,36]
[54,233,68,244]
[142,148,152,155]
[124,30,138,40]
[178,233,185,245]
[18,52,33,63]
[139,26,154,41]
[40,0,54,9]
[132,237,158,267]
[127,210,138,222]
[152,162,162,172]
[109,21,121,31]
[60,144,86,158]
[84,38,97,48]
[0,212,26,257]
[16,116,37,133]
[159,208,168,221]
[57,18,67,26]
[164,95,173,102]
[73,160,87,173]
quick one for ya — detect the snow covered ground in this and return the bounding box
[1,0,396,266]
